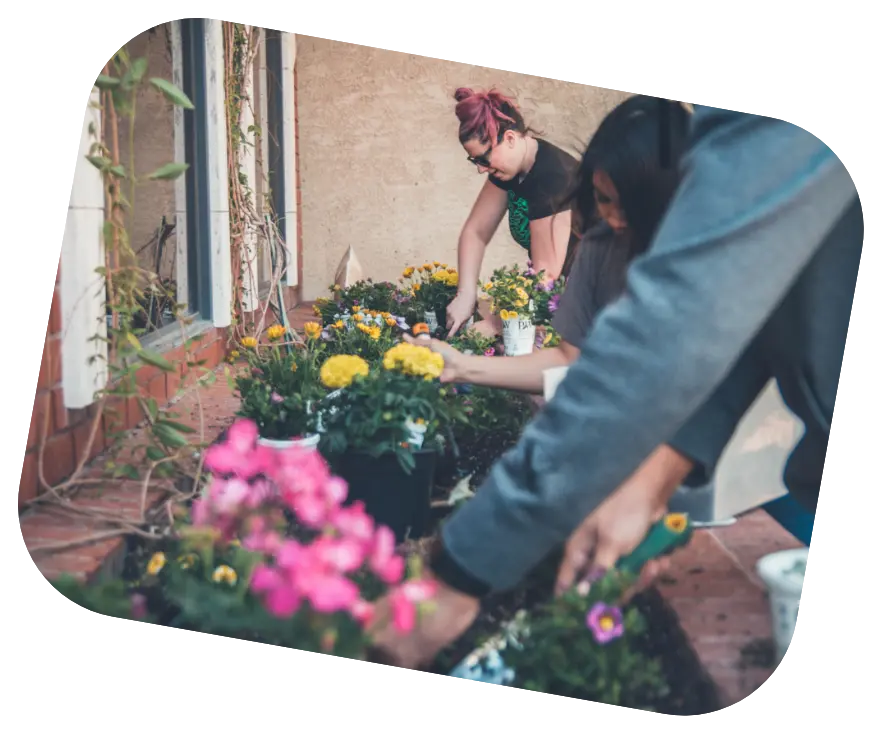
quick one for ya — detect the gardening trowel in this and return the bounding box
[447,512,735,684]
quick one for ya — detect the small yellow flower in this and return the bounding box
[441,263,449,269]
[386,317,397,327]
[433,261,441,268]
[177,553,197,570]
[415,418,426,426]
[499,309,510,321]
[368,326,381,340]
[353,312,365,322]
[413,283,421,292]
[333,285,342,291]
[664,513,689,534]
[212,565,238,586]
[230,350,240,359]
[333,320,344,330]
[267,324,287,341]
[146,552,166,576]
[352,305,361,313]
[304,322,322,340]
[241,336,258,349]
[516,287,529,301]
[291,361,298,373]
[312,305,322,316]
[423,263,432,270]
[403,266,415,278]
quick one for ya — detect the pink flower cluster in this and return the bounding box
[193,419,435,634]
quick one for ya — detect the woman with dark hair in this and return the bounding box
[415,94,692,392]
[445,88,582,336]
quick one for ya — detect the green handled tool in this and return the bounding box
[616,513,735,576]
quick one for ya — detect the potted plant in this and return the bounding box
[321,308,406,365]
[448,570,669,710]
[315,344,457,542]
[484,263,565,356]
[400,262,474,335]
[756,548,809,664]
[52,419,438,658]
[234,324,325,449]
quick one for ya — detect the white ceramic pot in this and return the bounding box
[756,548,809,664]
[404,418,428,449]
[257,434,321,450]
[502,318,535,357]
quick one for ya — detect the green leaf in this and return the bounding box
[86,155,112,171]
[126,333,142,351]
[95,74,120,90]
[147,162,190,181]
[138,349,175,373]
[145,398,159,423]
[115,464,140,480]
[154,423,189,448]
[129,57,148,84]
[109,165,127,179]
[145,446,166,462]
[155,419,197,434]
[149,77,195,109]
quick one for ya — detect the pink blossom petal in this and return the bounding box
[307,575,360,614]
[390,592,416,634]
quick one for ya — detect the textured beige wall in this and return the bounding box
[117,24,178,281]
[295,36,630,299]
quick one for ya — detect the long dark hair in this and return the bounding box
[570,96,691,260]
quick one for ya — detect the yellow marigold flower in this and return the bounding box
[333,320,344,330]
[446,271,459,287]
[212,565,238,586]
[146,552,166,576]
[403,266,415,277]
[303,322,322,340]
[267,324,287,341]
[423,263,432,270]
[241,336,258,349]
[320,354,370,389]
[433,261,441,267]
[385,317,397,327]
[352,305,361,313]
[357,323,370,333]
[353,312,365,322]
[177,553,197,570]
[413,322,430,336]
[383,343,444,380]
[413,283,421,292]
[368,326,382,340]
[664,513,689,534]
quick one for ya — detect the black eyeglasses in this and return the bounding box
[467,145,494,168]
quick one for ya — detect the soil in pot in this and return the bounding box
[333,450,438,544]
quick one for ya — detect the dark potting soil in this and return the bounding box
[429,557,720,715]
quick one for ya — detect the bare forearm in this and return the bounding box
[457,230,486,300]
[459,345,572,393]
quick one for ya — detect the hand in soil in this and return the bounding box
[555,479,668,597]
[445,291,477,337]
[367,570,481,670]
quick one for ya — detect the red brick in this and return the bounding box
[28,391,51,450]
[145,374,167,404]
[41,432,75,487]
[125,395,146,430]
[18,451,38,507]
[37,337,61,389]
[51,387,68,431]
[72,415,105,466]
[47,287,62,335]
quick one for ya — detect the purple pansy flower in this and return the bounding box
[548,294,561,313]
[586,602,625,645]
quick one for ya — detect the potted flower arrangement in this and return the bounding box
[448,570,669,710]
[234,324,325,450]
[756,548,809,664]
[448,326,500,357]
[51,419,437,658]
[322,308,407,364]
[400,262,474,335]
[315,343,458,542]
[484,263,565,356]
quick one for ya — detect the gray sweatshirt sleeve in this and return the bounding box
[433,107,858,595]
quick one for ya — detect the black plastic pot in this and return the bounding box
[333,450,437,543]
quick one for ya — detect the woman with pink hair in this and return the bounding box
[446,88,581,337]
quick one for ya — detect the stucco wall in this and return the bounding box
[295,36,631,299]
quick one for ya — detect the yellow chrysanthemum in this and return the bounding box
[352,306,361,313]
[368,326,382,340]
[212,565,238,586]
[303,322,322,340]
[241,336,258,349]
[385,317,397,327]
[267,324,287,341]
[433,261,441,267]
[403,266,415,277]
[353,313,365,322]
[146,552,166,576]
[383,343,444,380]
[357,323,370,334]
[422,263,432,270]
[320,354,370,389]
[333,320,344,330]
[413,283,421,292]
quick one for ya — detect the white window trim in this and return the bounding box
[281,32,298,288]
[61,89,108,410]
